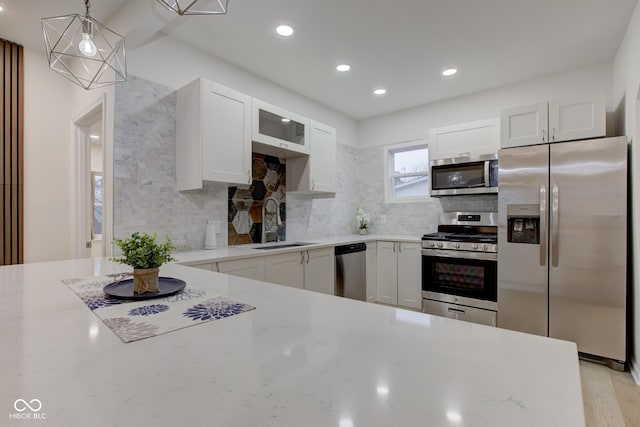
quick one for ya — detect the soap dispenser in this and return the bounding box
[204,220,218,249]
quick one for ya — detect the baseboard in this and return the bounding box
[630,357,640,385]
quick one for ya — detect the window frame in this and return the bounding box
[383,140,431,204]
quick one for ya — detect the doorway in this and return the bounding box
[73,100,106,258]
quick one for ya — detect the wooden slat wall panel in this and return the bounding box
[1,38,24,265]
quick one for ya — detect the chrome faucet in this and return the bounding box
[262,197,282,242]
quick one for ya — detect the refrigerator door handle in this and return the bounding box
[540,183,547,266]
[551,183,559,267]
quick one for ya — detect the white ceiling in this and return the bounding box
[1,0,638,120]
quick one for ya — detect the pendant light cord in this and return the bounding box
[84,0,90,17]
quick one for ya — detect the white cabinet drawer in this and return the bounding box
[422,299,497,327]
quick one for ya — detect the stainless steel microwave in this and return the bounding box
[430,154,498,196]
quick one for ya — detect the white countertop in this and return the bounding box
[175,234,421,265]
[1,258,585,427]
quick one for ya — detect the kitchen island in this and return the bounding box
[1,258,584,426]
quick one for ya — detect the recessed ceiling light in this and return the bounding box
[281,118,291,123]
[89,135,100,139]
[373,88,387,96]
[336,64,351,72]
[442,68,458,76]
[0,6,4,12]
[276,25,294,37]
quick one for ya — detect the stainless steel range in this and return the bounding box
[421,212,498,326]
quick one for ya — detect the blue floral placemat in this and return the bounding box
[62,275,255,343]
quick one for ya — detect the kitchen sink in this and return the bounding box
[254,242,316,250]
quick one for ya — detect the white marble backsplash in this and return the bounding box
[113,75,498,247]
[113,76,228,250]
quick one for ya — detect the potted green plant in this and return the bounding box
[111,232,176,294]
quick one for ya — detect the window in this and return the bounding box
[91,173,103,239]
[384,140,429,203]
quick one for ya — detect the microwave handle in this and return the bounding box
[484,161,490,187]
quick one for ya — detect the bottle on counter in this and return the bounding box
[204,220,217,249]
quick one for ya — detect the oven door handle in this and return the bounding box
[447,307,466,314]
[421,249,497,261]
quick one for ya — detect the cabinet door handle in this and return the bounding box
[542,129,546,142]
[392,242,396,253]
[552,128,556,141]
[448,307,465,314]
[280,142,289,148]
[398,242,402,253]
[311,180,315,191]
[247,170,251,184]
[300,252,305,264]
[459,152,470,158]
[305,251,310,264]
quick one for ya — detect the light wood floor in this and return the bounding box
[581,360,640,426]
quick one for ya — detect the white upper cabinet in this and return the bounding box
[501,94,606,148]
[548,95,606,143]
[177,78,252,190]
[429,118,500,161]
[287,120,336,194]
[500,103,548,148]
[252,98,310,157]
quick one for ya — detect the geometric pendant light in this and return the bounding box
[156,0,229,16]
[41,0,126,90]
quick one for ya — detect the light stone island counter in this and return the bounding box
[1,258,585,426]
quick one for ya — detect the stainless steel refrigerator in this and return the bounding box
[498,136,627,369]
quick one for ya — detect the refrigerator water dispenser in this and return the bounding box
[507,204,540,244]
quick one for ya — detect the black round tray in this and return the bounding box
[103,277,186,300]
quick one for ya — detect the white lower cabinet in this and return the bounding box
[264,251,305,288]
[396,242,422,309]
[303,247,335,295]
[218,258,265,281]
[376,242,398,305]
[188,262,219,272]
[376,241,421,309]
[365,242,377,303]
[264,248,335,293]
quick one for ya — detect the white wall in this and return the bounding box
[22,47,74,263]
[90,143,102,173]
[613,0,640,383]
[127,35,358,148]
[358,63,613,148]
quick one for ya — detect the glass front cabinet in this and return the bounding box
[252,98,310,156]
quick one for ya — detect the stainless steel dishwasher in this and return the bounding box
[335,243,367,301]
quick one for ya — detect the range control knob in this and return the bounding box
[428,242,435,248]
[437,242,444,248]
[454,243,460,249]
[472,243,479,250]
[483,244,489,251]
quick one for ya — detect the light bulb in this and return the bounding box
[79,33,97,57]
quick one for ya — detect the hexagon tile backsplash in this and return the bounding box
[228,153,286,245]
